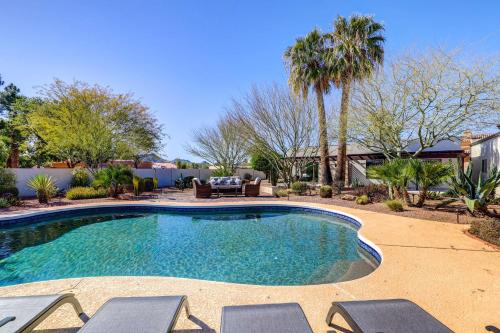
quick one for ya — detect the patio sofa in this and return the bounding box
[208,176,243,196]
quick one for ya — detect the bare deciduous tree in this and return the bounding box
[186,115,249,175]
[229,84,317,186]
[351,49,500,158]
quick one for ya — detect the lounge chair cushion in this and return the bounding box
[78,296,186,333]
[221,303,313,333]
[327,299,453,333]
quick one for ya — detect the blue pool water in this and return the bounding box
[0,207,378,286]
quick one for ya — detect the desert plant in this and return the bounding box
[469,218,500,246]
[353,184,389,202]
[142,177,154,191]
[70,167,91,187]
[448,163,500,215]
[0,168,16,188]
[211,168,232,177]
[319,185,333,198]
[367,158,412,203]
[426,191,443,200]
[385,199,403,212]
[275,189,289,198]
[27,174,58,204]
[355,195,370,205]
[132,175,143,196]
[66,187,108,200]
[153,176,159,190]
[0,198,10,208]
[290,181,308,195]
[409,160,453,207]
[92,165,133,197]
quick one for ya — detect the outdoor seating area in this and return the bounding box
[192,177,261,198]
[1,293,453,333]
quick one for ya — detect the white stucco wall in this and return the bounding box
[471,135,500,196]
[9,168,265,197]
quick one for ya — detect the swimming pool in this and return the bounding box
[0,205,380,286]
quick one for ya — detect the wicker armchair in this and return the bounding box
[192,178,212,198]
[244,177,261,197]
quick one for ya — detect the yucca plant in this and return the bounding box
[27,174,58,204]
[409,160,453,207]
[449,163,500,215]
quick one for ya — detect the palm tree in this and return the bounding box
[284,29,333,185]
[409,160,453,207]
[328,15,385,187]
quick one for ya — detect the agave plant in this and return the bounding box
[449,163,500,214]
[408,160,453,207]
[92,165,133,197]
[27,174,58,204]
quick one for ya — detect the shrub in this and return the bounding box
[211,168,232,177]
[153,176,159,190]
[0,168,16,188]
[132,176,143,196]
[142,177,154,191]
[275,189,289,198]
[66,187,108,200]
[426,191,443,200]
[385,199,404,212]
[0,186,20,205]
[93,165,133,197]
[319,185,332,198]
[0,198,10,208]
[70,167,90,187]
[356,195,370,205]
[243,173,252,181]
[353,184,389,202]
[290,181,308,195]
[27,174,58,204]
[469,218,500,246]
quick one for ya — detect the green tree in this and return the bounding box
[328,15,385,186]
[0,80,23,167]
[29,80,163,173]
[285,29,333,185]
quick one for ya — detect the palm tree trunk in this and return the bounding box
[403,188,413,206]
[314,86,332,185]
[335,79,351,187]
[416,187,427,207]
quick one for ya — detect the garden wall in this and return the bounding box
[10,168,266,197]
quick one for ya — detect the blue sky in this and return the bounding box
[1,1,499,161]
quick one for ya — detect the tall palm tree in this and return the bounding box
[328,15,385,186]
[284,29,333,185]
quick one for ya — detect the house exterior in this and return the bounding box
[470,131,500,196]
[295,137,467,190]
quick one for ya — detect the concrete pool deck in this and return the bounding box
[0,201,498,333]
